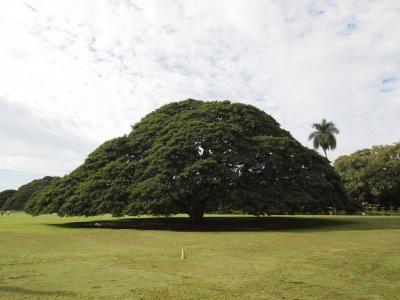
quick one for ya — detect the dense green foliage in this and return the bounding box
[0,189,17,209]
[2,176,60,210]
[309,119,339,159]
[335,143,400,208]
[26,100,353,222]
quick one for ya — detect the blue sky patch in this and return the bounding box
[381,77,398,92]
[307,2,325,16]
[343,21,357,35]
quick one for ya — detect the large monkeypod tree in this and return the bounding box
[26,100,354,223]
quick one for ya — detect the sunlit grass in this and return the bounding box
[1,212,399,299]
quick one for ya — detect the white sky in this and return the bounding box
[0,0,399,190]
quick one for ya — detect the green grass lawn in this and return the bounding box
[1,213,399,299]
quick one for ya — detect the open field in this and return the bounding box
[1,213,399,299]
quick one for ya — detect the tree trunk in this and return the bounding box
[323,148,328,159]
[188,207,204,225]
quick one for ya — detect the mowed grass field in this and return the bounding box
[1,213,400,299]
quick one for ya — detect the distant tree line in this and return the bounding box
[0,189,17,209]
[0,176,59,211]
[334,143,400,210]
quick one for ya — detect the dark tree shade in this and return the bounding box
[334,143,400,208]
[0,189,17,209]
[26,100,353,222]
[2,176,60,211]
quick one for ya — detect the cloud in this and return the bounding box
[0,0,399,189]
[0,98,96,174]
[0,168,48,191]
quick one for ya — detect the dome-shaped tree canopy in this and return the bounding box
[26,100,353,222]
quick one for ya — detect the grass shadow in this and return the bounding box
[0,286,75,297]
[49,216,365,232]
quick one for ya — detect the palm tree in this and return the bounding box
[308,119,339,160]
